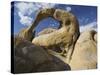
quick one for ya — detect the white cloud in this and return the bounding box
[66,6,71,12]
[18,12,33,26]
[15,2,56,26]
[31,2,55,9]
[15,2,35,15]
[80,21,97,32]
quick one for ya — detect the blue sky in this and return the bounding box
[11,1,97,35]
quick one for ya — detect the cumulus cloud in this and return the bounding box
[15,2,56,26]
[80,21,97,32]
[65,6,71,12]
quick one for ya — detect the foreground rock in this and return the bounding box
[69,30,97,70]
[14,36,71,73]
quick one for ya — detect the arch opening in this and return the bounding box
[34,17,60,36]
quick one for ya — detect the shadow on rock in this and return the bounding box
[14,36,71,73]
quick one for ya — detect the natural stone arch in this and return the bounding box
[32,8,80,63]
[15,8,97,71]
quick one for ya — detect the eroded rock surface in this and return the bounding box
[69,30,97,70]
[32,9,80,63]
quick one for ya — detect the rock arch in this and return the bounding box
[32,8,80,63]
[15,8,97,70]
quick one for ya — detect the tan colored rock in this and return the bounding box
[32,9,80,63]
[69,30,97,70]
[17,28,35,41]
[94,33,97,43]
[37,28,57,36]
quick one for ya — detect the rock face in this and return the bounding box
[32,9,80,63]
[69,30,97,70]
[14,36,71,73]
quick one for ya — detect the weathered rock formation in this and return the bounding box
[46,30,97,70]
[14,8,97,72]
[32,9,80,63]
[69,30,97,70]
[33,9,97,70]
